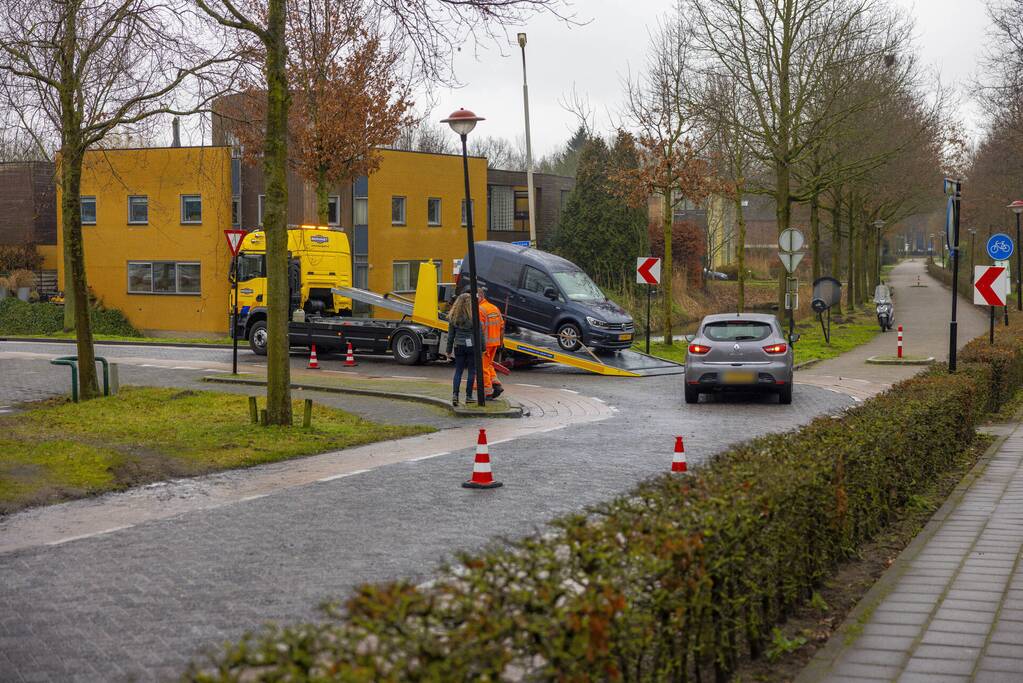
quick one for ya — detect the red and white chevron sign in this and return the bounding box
[974,266,1008,306]
[636,257,661,285]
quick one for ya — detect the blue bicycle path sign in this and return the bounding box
[988,233,1015,261]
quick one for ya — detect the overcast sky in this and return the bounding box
[427,0,991,158]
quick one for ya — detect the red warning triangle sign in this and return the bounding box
[224,229,246,256]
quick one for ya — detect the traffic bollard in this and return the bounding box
[897,325,903,359]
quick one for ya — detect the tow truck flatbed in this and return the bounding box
[333,268,683,378]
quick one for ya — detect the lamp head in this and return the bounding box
[517,32,527,48]
[1008,200,1023,215]
[441,108,484,137]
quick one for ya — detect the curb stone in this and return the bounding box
[794,427,1012,683]
[0,336,231,349]
[201,375,527,418]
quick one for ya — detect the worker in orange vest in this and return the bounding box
[477,286,505,399]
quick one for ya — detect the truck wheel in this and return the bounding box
[248,320,268,356]
[556,321,583,351]
[392,330,424,365]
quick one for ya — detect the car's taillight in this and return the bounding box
[688,343,711,355]
[763,343,788,354]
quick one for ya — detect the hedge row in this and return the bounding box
[0,298,141,337]
[189,338,1011,682]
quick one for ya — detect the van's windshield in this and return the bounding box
[551,270,606,302]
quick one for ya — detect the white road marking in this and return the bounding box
[592,397,606,403]
[139,364,162,368]
[561,388,580,394]
[171,366,198,370]
[238,494,268,502]
[317,469,369,482]
[514,383,540,388]
[46,524,134,546]
[536,425,567,434]
[407,451,450,462]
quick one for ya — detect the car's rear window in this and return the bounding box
[703,321,772,342]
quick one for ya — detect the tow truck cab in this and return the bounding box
[231,225,353,340]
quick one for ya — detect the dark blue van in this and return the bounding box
[458,242,635,351]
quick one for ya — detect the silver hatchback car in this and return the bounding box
[684,313,797,405]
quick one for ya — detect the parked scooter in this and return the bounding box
[873,282,894,332]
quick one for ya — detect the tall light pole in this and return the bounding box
[517,32,537,247]
[1009,200,1023,310]
[442,108,487,407]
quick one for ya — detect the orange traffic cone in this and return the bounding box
[462,429,503,489]
[671,436,687,473]
[307,344,320,370]
[344,341,357,367]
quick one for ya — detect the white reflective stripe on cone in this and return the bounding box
[476,445,489,455]
[473,462,492,473]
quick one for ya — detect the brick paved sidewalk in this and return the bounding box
[799,422,1023,683]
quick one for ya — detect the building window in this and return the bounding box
[427,198,442,226]
[327,195,341,226]
[391,196,406,225]
[181,194,202,224]
[514,190,529,220]
[81,196,97,225]
[354,255,368,289]
[232,196,241,227]
[489,186,513,231]
[128,195,148,224]
[461,199,475,227]
[354,197,368,225]
[258,194,265,226]
[392,260,439,292]
[127,261,201,295]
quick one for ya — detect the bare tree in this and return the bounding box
[617,11,715,345]
[0,0,234,400]
[195,0,572,425]
[469,135,525,169]
[692,0,912,310]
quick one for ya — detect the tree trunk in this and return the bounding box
[774,160,791,312]
[829,189,842,315]
[62,235,76,331]
[857,223,868,304]
[735,183,747,312]
[810,192,821,282]
[262,0,293,426]
[846,206,856,312]
[59,148,101,400]
[662,186,674,345]
[316,166,329,225]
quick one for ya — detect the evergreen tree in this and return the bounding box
[538,125,589,177]
[553,132,647,284]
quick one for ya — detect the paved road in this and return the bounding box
[0,338,854,681]
[800,259,989,399]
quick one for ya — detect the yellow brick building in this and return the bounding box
[57,146,234,335]
[356,149,488,306]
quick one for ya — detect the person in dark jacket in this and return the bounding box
[446,292,481,406]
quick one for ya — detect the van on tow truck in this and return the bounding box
[231,225,443,365]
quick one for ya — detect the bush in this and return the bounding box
[0,298,141,337]
[0,244,43,272]
[189,347,1005,681]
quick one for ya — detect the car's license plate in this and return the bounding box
[619,333,632,341]
[722,371,755,384]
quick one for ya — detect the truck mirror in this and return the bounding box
[543,286,558,300]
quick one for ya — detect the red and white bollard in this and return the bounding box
[897,325,903,359]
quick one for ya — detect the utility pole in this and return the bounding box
[517,32,537,248]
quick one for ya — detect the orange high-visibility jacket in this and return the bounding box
[479,299,504,347]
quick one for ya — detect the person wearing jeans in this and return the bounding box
[446,292,480,406]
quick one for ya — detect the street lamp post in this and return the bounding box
[442,108,487,407]
[517,33,537,248]
[1009,201,1023,311]
[929,233,935,261]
